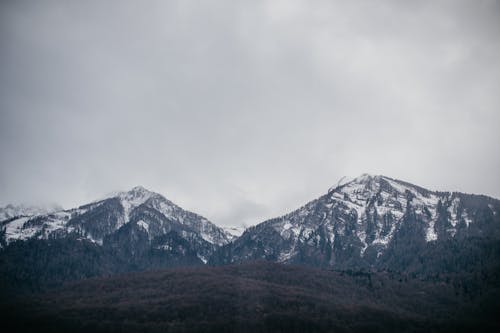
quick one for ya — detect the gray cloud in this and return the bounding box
[1,0,499,227]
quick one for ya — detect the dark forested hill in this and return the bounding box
[2,261,499,333]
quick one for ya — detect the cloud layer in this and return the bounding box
[1,0,499,226]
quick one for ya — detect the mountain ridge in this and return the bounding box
[210,174,500,272]
[1,185,232,247]
[1,174,499,292]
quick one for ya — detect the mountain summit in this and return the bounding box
[211,174,500,271]
[1,186,232,263]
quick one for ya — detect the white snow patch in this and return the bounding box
[300,226,314,240]
[462,210,473,227]
[197,254,208,264]
[357,230,368,255]
[278,250,294,262]
[447,197,461,227]
[137,220,149,232]
[4,217,31,242]
[223,226,245,238]
[156,244,172,251]
[372,224,396,246]
[114,186,160,227]
[426,221,438,242]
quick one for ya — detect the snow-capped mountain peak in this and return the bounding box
[212,174,500,268]
[115,186,160,224]
[116,185,161,203]
[122,185,155,198]
[1,186,231,252]
[330,174,441,245]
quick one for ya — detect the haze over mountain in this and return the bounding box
[0,203,61,222]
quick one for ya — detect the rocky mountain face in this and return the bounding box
[1,186,232,265]
[210,174,500,274]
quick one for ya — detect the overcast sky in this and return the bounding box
[1,0,499,227]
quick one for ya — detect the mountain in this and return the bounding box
[0,203,62,222]
[2,176,499,331]
[210,174,500,274]
[2,186,231,249]
[2,176,500,293]
[0,186,232,291]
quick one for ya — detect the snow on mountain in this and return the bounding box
[4,177,499,271]
[211,174,500,268]
[223,226,246,239]
[0,203,62,222]
[327,174,441,249]
[117,185,157,225]
[0,186,231,249]
[284,174,464,249]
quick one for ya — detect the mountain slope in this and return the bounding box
[1,186,231,248]
[210,174,500,273]
[0,186,232,291]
